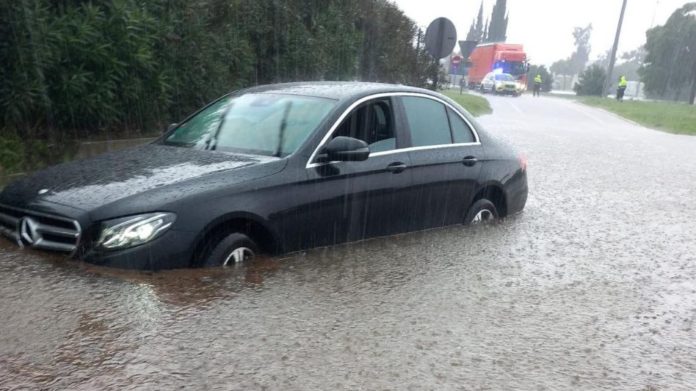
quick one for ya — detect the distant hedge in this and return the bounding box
[0,0,435,140]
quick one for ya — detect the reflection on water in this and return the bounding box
[83,255,283,306]
[1,207,695,390]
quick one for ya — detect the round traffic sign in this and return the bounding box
[424,17,457,59]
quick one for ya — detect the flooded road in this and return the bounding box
[2,95,696,390]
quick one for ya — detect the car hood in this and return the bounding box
[0,144,280,211]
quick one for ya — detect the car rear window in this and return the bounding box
[447,108,475,143]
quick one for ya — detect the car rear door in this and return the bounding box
[398,95,483,230]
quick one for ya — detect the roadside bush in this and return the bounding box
[0,134,78,176]
[0,133,25,175]
[0,0,437,175]
[527,65,553,92]
[0,0,433,139]
[574,64,607,96]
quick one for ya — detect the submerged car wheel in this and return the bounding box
[204,233,258,267]
[465,199,499,225]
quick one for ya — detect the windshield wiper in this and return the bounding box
[274,101,293,157]
[207,102,234,151]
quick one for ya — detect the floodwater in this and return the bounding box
[2,94,696,390]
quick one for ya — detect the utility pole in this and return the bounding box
[603,0,629,97]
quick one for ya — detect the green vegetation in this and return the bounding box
[550,24,593,86]
[0,0,438,174]
[443,91,492,117]
[640,3,696,103]
[527,65,553,92]
[465,0,509,43]
[1,0,434,135]
[574,64,607,96]
[0,134,78,176]
[578,97,696,135]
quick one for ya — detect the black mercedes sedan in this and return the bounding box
[0,82,527,270]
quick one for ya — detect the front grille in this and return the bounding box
[0,204,81,254]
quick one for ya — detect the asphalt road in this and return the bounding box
[1,94,696,390]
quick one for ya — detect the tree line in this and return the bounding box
[640,2,696,103]
[545,3,696,103]
[465,0,508,44]
[0,0,435,142]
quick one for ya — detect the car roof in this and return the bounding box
[239,81,438,102]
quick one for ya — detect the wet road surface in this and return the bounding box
[2,95,696,390]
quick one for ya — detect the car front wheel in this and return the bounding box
[204,232,258,267]
[465,199,499,225]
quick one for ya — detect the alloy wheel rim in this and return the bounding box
[471,209,494,224]
[223,247,254,266]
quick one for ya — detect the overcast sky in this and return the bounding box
[391,0,692,66]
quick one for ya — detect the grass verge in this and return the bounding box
[442,90,492,117]
[577,97,696,135]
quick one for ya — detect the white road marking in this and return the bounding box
[508,101,524,115]
[566,101,605,125]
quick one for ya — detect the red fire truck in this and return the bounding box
[467,43,528,89]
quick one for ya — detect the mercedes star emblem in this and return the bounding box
[19,217,40,246]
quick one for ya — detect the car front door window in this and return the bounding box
[401,96,452,147]
[300,96,414,243]
[331,99,396,154]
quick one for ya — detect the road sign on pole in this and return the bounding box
[458,40,479,62]
[449,55,464,75]
[425,18,457,59]
[424,17,457,90]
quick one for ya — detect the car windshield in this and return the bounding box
[163,93,335,157]
[495,74,515,81]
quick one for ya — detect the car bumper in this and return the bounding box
[506,171,528,215]
[496,88,521,95]
[82,229,195,270]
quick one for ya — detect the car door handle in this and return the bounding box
[462,156,478,167]
[386,162,408,173]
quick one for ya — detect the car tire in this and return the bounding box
[480,85,485,94]
[464,199,499,225]
[203,233,258,267]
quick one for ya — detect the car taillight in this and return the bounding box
[518,153,528,172]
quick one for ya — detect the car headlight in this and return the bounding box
[97,213,176,250]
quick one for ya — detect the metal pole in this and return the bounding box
[432,18,446,91]
[432,58,439,91]
[603,0,628,97]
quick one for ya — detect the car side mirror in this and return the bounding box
[165,123,178,134]
[321,136,370,162]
